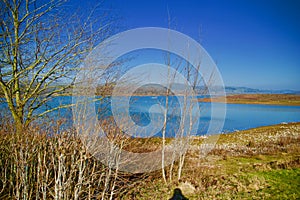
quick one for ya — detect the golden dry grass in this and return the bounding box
[200,94,300,106]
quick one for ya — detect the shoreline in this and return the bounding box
[123,122,300,142]
[199,93,300,106]
[3,93,300,106]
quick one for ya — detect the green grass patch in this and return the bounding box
[239,168,300,199]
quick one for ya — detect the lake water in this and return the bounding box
[1,96,300,136]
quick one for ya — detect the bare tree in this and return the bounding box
[0,0,114,132]
[160,34,215,183]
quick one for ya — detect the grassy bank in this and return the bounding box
[0,122,299,199]
[200,94,300,106]
[128,122,300,199]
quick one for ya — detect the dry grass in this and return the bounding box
[200,94,300,106]
[0,122,149,200]
[126,122,300,199]
[1,121,299,199]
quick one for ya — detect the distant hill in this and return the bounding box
[131,84,300,96]
[91,83,300,96]
[136,84,300,95]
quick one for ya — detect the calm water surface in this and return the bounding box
[1,96,299,136]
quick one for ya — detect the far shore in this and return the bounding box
[199,93,300,106]
[2,93,300,106]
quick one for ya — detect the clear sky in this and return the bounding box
[78,0,300,90]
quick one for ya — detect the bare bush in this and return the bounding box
[0,123,148,199]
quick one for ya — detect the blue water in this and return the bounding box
[1,96,300,136]
[223,103,300,132]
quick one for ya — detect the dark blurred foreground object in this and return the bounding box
[169,188,189,200]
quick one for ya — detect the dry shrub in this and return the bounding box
[0,122,148,200]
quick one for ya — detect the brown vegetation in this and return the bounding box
[0,121,148,199]
[124,122,300,199]
[1,118,299,199]
[200,94,300,106]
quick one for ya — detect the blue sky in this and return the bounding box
[78,0,300,90]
